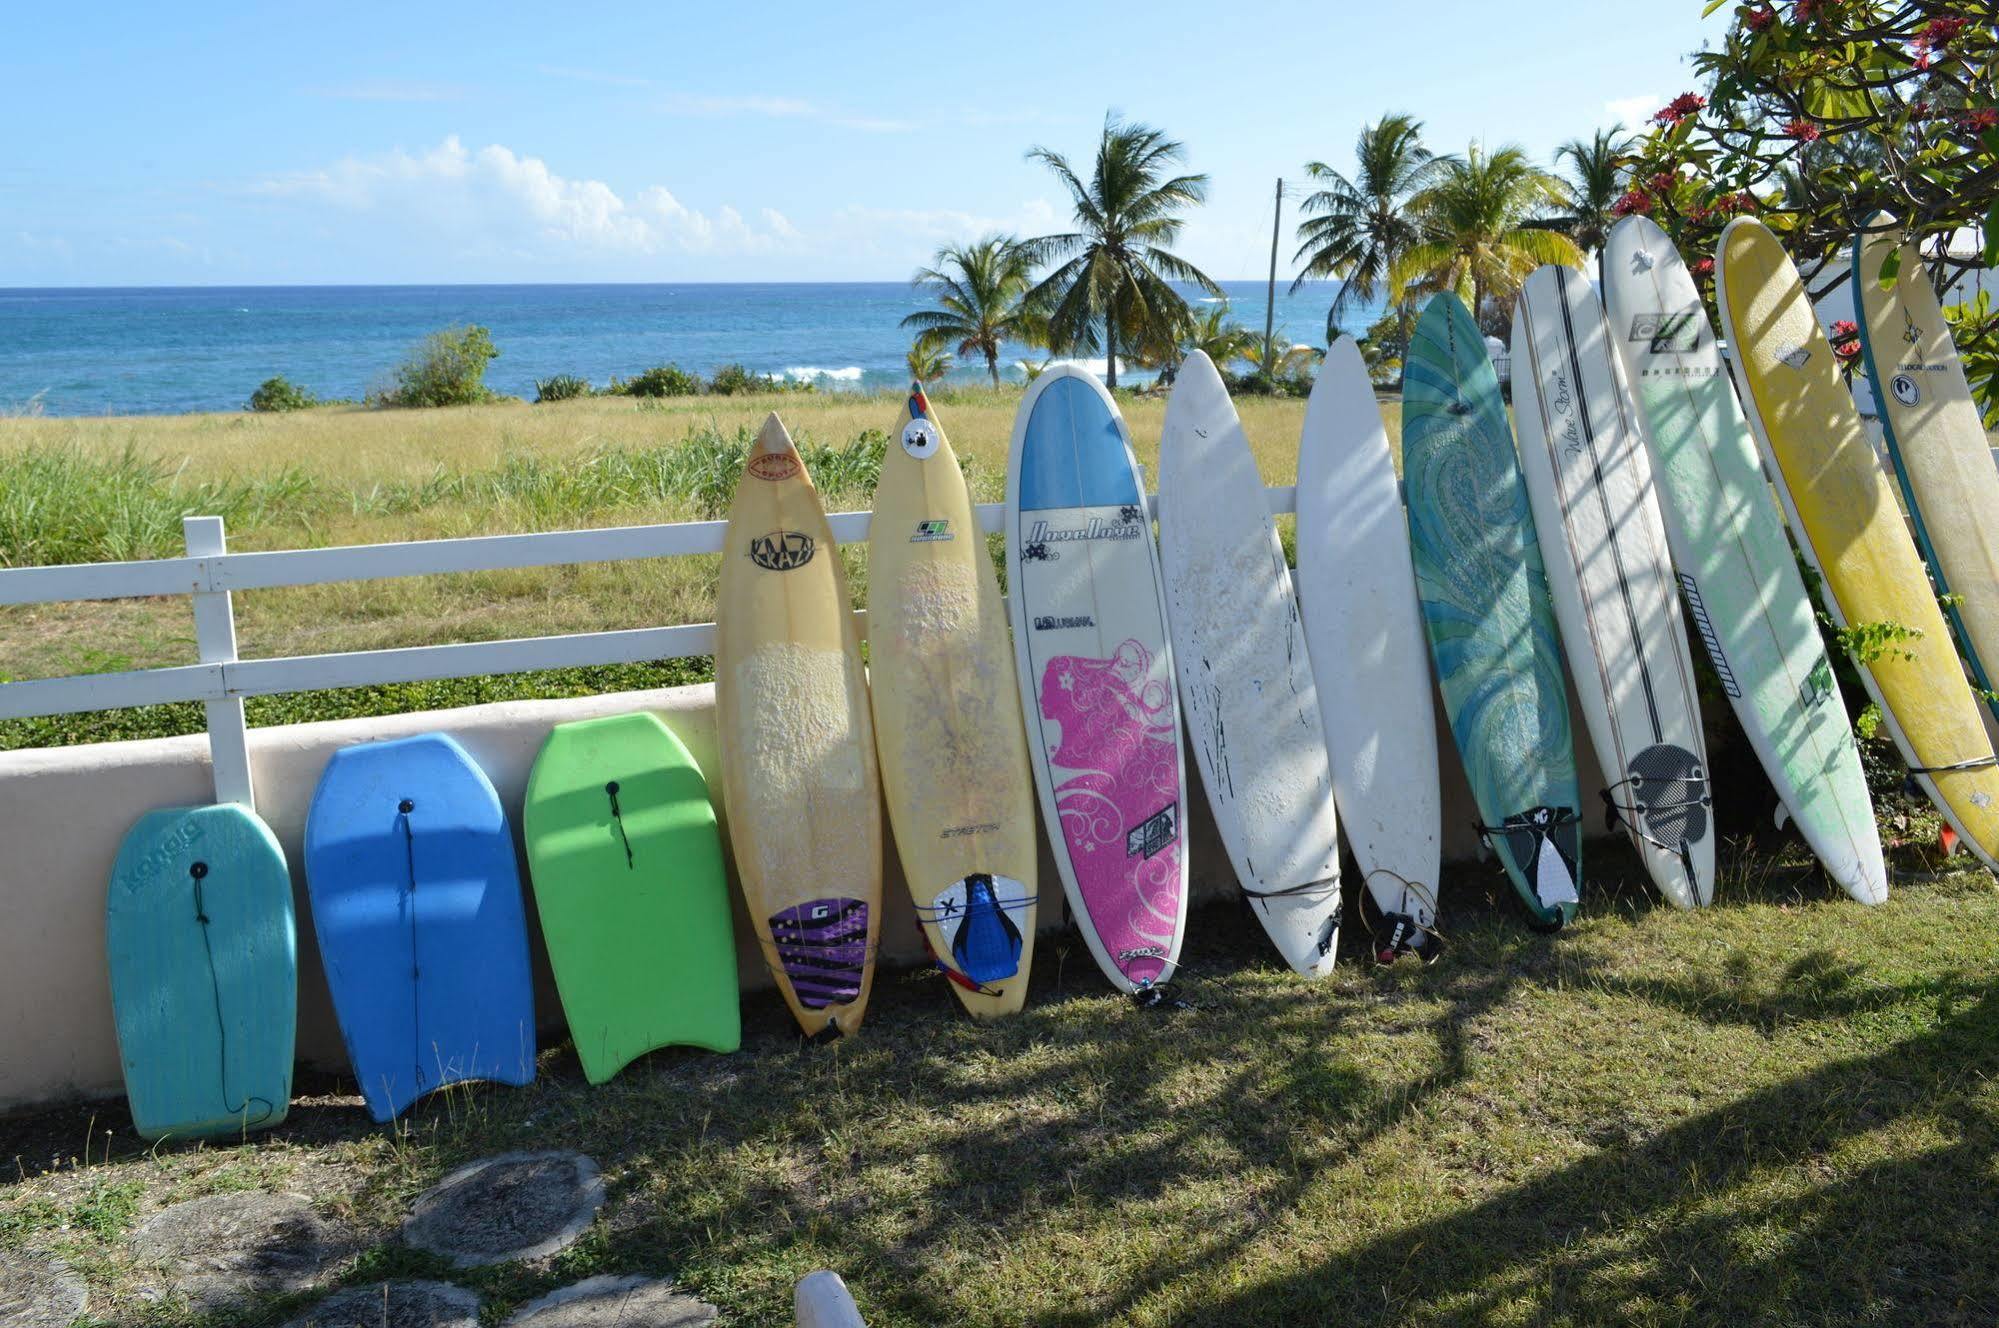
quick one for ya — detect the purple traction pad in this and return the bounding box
[768,896,869,1008]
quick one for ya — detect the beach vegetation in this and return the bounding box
[373,323,502,408]
[1023,114,1223,390]
[246,375,318,413]
[1181,304,1261,372]
[903,234,1039,387]
[532,374,593,403]
[906,334,953,384]
[708,362,786,396]
[612,363,705,398]
[1552,125,1639,256]
[1292,113,1447,386]
[1392,143,1583,320]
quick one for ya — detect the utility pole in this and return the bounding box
[1263,177,1282,390]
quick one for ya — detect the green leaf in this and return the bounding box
[1877,245,1901,290]
[1985,200,1999,268]
[1702,0,1728,13]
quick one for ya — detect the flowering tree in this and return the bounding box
[1619,1,1997,412]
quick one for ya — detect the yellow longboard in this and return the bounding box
[1717,219,1999,870]
[867,385,1038,1017]
[1854,217,1999,723]
[716,415,883,1035]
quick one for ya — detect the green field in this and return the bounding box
[0,388,1333,749]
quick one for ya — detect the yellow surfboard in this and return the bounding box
[1854,216,1999,723]
[867,385,1038,1017]
[716,414,883,1035]
[1717,218,1999,870]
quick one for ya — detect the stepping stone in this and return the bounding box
[402,1151,605,1269]
[0,1250,87,1328]
[505,1275,718,1326]
[130,1190,349,1308]
[281,1280,481,1328]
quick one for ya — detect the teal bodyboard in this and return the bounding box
[106,804,297,1139]
[524,712,739,1083]
[1402,293,1582,927]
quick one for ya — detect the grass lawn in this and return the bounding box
[2,837,1995,1326]
[0,387,1345,749]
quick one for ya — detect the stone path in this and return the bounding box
[280,1279,481,1328]
[129,1190,350,1308]
[402,1150,606,1269]
[504,1274,719,1326]
[0,1249,87,1328]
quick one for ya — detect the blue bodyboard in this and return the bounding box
[106,804,297,1140]
[303,733,535,1122]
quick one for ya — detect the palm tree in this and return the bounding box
[1393,143,1583,317]
[906,334,952,385]
[1553,126,1637,255]
[901,235,1037,388]
[1183,304,1260,371]
[1292,113,1449,380]
[1023,114,1223,390]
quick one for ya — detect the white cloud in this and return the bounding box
[1603,94,1660,130]
[253,136,797,258]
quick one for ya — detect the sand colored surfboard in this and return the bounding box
[1717,218,1999,871]
[868,384,1037,1016]
[716,414,884,1035]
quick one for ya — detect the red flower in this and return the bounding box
[1959,109,1999,132]
[1694,257,1716,278]
[1909,101,1932,122]
[1796,0,1823,20]
[1830,319,1858,339]
[1783,119,1822,142]
[1829,319,1861,361]
[1834,340,1861,361]
[1653,93,1707,125]
[1610,189,1654,218]
[1718,191,1760,215]
[1914,16,1968,50]
[1647,171,1679,195]
[1745,5,1776,31]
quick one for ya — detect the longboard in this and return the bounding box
[524,711,740,1081]
[716,414,883,1036]
[1603,215,1884,903]
[1855,214,1999,727]
[1296,337,1443,958]
[1717,217,1999,871]
[1005,365,1188,992]
[1512,264,1715,909]
[1402,292,1582,928]
[107,804,296,1139]
[867,384,1038,1016]
[303,732,536,1122]
[1159,350,1342,976]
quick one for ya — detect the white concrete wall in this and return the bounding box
[0,681,1608,1113]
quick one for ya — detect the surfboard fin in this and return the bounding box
[1774,801,1791,831]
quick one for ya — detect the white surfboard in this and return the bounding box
[1005,365,1189,994]
[1159,351,1343,977]
[1295,337,1443,957]
[1512,265,1716,909]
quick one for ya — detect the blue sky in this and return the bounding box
[1,1,1726,286]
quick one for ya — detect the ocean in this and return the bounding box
[0,280,1381,417]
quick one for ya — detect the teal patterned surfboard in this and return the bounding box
[107,804,297,1139]
[1402,293,1581,927]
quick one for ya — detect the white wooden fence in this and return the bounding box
[0,487,1299,811]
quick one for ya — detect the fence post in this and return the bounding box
[184,516,254,809]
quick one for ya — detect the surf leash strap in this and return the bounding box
[1905,754,1999,775]
[188,860,278,1129]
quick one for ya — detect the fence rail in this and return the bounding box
[0,486,1301,809]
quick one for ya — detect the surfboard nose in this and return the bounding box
[754,412,798,457]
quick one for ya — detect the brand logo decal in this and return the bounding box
[1776,343,1811,370]
[749,530,815,571]
[1801,658,1834,712]
[1126,802,1177,859]
[747,452,800,482]
[939,822,999,839]
[1628,311,1701,353]
[1025,517,1142,546]
[1891,373,1920,406]
[901,418,941,459]
[910,518,953,543]
[1903,309,1922,345]
[116,818,205,893]
[1033,614,1095,631]
[1118,944,1166,963]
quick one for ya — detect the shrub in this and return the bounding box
[533,374,592,403]
[247,376,317,412]
[616,364,704,398]
[375,324,501,408]
[707,362,780,395]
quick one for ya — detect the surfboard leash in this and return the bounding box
[188,861,278,1129]
[604,781,635,869]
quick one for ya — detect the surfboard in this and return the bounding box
[716,414,883,1036]
[107,804,295,1140]
[523,712,739,1081]
[1512,264,1716,909]
[1855,215,1999,727]
[867,384,1038,1016]
[1159,350,1342,976]
[1603,215,1884,904]
[303,732,536,1122]
[1296,337,1443,959]
[1402,292,1582,928]
[1005,364,1189,992]
[1717,217,1999,871]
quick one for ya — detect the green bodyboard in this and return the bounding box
[106,804,297,1140]
[524,711,740,1081]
